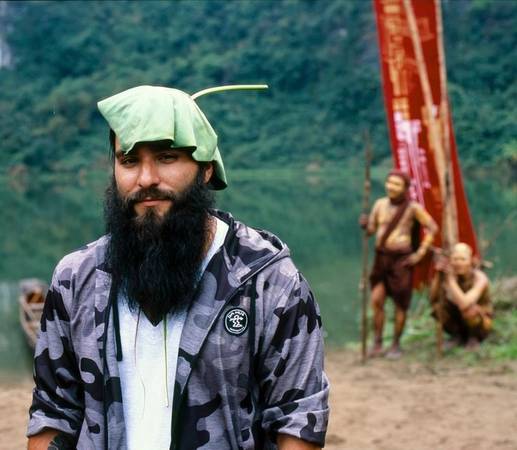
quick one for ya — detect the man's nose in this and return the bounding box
[137,160,160,188]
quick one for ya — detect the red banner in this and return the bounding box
[373,0,478,286]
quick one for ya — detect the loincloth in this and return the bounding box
[432,299,493,342]
[370,248,413,310]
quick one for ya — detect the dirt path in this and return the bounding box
[0,375,33,450]
[2,350,517,450]
[325,351,517,450]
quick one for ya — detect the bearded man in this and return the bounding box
[27,86,329,450]
[430,242,493,348]
[360,170,438,358]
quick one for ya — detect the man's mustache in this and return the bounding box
[125,187,176,206]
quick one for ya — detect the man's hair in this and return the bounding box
[387,169,411,188]
[109,129,116,161]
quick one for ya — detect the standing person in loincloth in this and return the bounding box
[430,242,493,349]
[360,170,438,358]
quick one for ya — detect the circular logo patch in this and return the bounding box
[224,308,249,335]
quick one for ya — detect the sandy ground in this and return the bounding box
[2,350,517,450]
[325,351,517,450]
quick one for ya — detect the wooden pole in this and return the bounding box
[435,0,449,358]
[436,0,458,245]
[402,0,455,357]
[435,0,460,357]
[402,0,446,200]
[435,273,445,356]
[360,131,372,364]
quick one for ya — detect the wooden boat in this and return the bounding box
[19,278,47,350]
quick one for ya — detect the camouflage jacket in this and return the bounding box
[28,210,329,449]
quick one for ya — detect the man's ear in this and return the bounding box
[204,163,214,184]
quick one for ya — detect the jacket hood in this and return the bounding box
[209,209,290,284]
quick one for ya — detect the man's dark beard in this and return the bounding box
[104,170,215,324]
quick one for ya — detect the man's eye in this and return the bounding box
[159,153,179,162]
[120,157,138,166]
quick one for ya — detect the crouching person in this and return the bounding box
[430,242,493,348]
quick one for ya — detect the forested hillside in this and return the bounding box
[0,0,515,177]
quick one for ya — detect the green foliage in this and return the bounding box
[0,0,515,176]
[443,0,517,168]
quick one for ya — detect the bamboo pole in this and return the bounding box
[434,0,459,356]
[402,0,455,356]
[402,0,445,201]
[360,131,372,364]
[435,0,459,245]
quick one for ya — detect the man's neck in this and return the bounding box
[388,194,407,205]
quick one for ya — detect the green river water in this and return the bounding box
[1,167,515,378]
